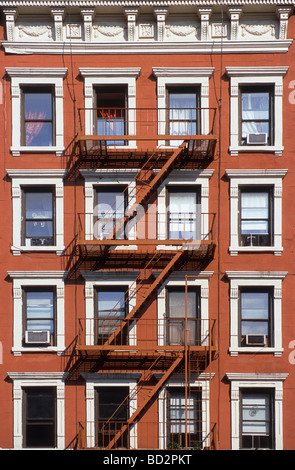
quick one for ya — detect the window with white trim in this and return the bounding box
[226,271,287,356]
[7,170,66,256]
[226,373,288,450]
[7,372,66,450]
[226,169,287,256]
[5,67,67,156]
[79,68,141,148]
[226,66,288,156]
[8,271,66,356]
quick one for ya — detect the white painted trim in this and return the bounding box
[225,271,287,356]
[226,372,288,450]
[79,67,140,149]
[7,169,66,256]
[5,67,67,156]
[153,67,214,144]
[225,169,287,256]
[81,271,138,346]
[2,40,293,55]
[8,271,67,356]
[7,371,67,450]
[82,373,139,449]
[158,373,214,449]
[225,66,288,157]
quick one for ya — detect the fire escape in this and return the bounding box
[67,104,218,450]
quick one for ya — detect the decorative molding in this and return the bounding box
[226,271,287,279]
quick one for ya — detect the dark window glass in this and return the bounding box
[239,188,272,247]
[96,387,129,448]
[240,86,273,146]
[22,87,54,146]
[167,288,200,346]
[168,388,202,449]
[23,188,54,246]
[96,86,127,145]
[96,288,127,345]
[240,288,272,347]
[168,187,201,241]
[241,390,274,449]
[24,387,56,448]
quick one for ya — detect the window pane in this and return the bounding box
[24,91,53,146]
[25,92,53,120]
[97,290,125,319]
[26,192,53,219]
[26,291,54,333]
[25,122,53,147]
[242,92,270,120]
[241,292,269,320]
[168,190,200,240]
[168,290,198,319]
[25,388,55,448]
[242,394,270,435]
[242,121,269,140]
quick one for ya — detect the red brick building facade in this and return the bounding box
[0,0,295,451]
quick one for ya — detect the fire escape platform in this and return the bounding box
[75,135,217,166]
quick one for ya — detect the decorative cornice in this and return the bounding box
[226,373,289,381]
[153,67,214,77]
[0,0,294,5]
[79,67,141,77]
[5,67,68,77]
[7,372,68,380]
[225,169,288,178]
[8,271,68,279]
[2,40,292,55]
[225,271,288,279]
[226,65,289,77]
[7,169,67,178]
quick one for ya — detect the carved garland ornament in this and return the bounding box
[18,24,52,38]
[93,24,125,37]
[241,24,276,37]
[165,24,198,37]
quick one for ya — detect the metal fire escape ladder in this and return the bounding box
[97,142,187,246]
[105,355,183,450]
[102,249,185,348]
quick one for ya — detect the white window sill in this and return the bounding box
[11,245,65,256]
[229,145,284,157]
[12,346,65,356]
[229,246,283,256]
[11,146,64,157]
[229,347,283,357]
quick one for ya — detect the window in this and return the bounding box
[167,87,200,145]
[226,271,286,356]
[95,287,127,345]
[6,67,67,156]
[95,86,127,145]
[167,287,200,346]
[240,86,273,146]
[225,169,287,256]
[22,187,54,247]
[239,187,273,247]
[240,288,273,347]
[226,66,288,156]
[167,388,202,449]
[167,186,201,240]
[96,386,129,448]
[23,387,56,448]
[23,288,55,346]
[240,389,274,449]
[94,186,126,240]
[21,86,55,147]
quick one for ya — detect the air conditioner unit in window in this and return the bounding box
[246,133,267,145]
[245,334,266,346]
[25,330,50,345]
